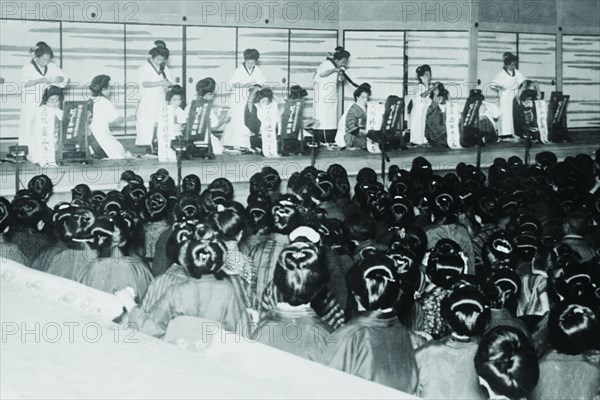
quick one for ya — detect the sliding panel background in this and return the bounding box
[518,33,557,100]
[477,31,517,102]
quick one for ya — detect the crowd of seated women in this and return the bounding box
[0,148,599,399]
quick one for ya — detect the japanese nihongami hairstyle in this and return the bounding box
[30,41,54,59]
[346,251,400,312]
[182,174,201,197]
[0,197,14,235]
[89,74,111,97]
[416,64,432,84]
[208,208,244,242]
[11,197,49,233]
[256,87,274,103]
[353,83,371,101]
[503,52,519,66]
[165,221,196,265]
[548,301,600,355]
[52,203,75,243]
[246,195,273,235]
[195,78,216,97]
[41,85,64,106]
[273,240,326,306]
[89,213,136,256]
[183,238,227,280]
[332,46,351,61]
[165,84,184,102]
[483,268,522,314]
[28,175,53,202]
[427,239,467,289]
[474,326,539,400]
[143,189,169,222]
[442,284,491,337]
[149,40,169,60]
[243,48,260,61]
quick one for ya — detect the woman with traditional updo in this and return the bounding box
[252,240,330,360]
[335,83,372,150]
[475,325,539,399]
[18,41,69,151]
[121,238,250,338]
[531,301,600,400]
[82,214,152,298]
[89,74,134,159]
[491,52,527,139]
[135,40,173,155]
[406,64,441,146]
[320,251,418,393]
[221,48,266,152]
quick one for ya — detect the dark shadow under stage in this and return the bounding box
[0,140,597,206]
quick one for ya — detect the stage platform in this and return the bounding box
[0,139,597,207]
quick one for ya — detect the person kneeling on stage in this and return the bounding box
[513,87,540,142]
[255,87,280,157]
[424,84,449,147]
[184,77,229,156]
[88,74,134,160]
[335,83,371,151]
[156,85,187,163]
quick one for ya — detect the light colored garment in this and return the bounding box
[321,310,419,394]
[156,105,186,162]
[90,96,131,159]
[313,58,340,130]
[18,60,68,148]
[406,83,431,145]
[27,105,62,165]
[221,64,266,148]
[46,246,97,283]
[127,274,251,338]
[492,68,526,137]
[415,336,486,399]
[82,255,152,299]
[135,60,172,146]
[257,101,280,157]
[248,233,289,310]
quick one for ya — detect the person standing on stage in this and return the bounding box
[221,49,266,152]
[313,46,350,146]
[18,41,69,152]
[28,85,64,166]
[136,40,173,156]
[491,52,527,140]
[406,65,440,146]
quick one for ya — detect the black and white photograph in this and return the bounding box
[0,0,599,398]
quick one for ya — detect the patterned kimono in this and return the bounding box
[320,310,418,394]
[335,102,366,149]
[425,102,447,146]
[140,263,189,311]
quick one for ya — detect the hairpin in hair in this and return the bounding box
[363,266,395,282]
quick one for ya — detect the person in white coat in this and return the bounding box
[89,75,134,160]
[313,46,351,146]
[18,41,69,151]
[221,49,266,152]
[135,40,173,154]
[491,52,526,139]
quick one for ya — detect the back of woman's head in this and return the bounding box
[274,240,325,306]
[183,238,226,279]
[208,208,244,241]
[484,268,522,312]
[11,197,48,232]
[548,301,599,355]
[427,239,466,288]
[332,46,350,60]
[0,196,14,234]
[347,252,400,311]
[346,213,376,242]
[30,41,53,58]
[475,326,539,399]
[27,175,53,202]
[90,74,111,97]
[442,284,490,337]
[88,216,115,253]
[165,221,196,264]
[144,190,169,222]
[149,40,169,59]
[182,174,201,197]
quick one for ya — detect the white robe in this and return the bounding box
[221,64,266,149]
[492,68,526,137]
[28,105,62,166]
[313,59,340,131]
[406,83,431,145]
[156,105,187,163]
[90,96,131,159]
[18,60,68,148]
[135,59,173,146]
